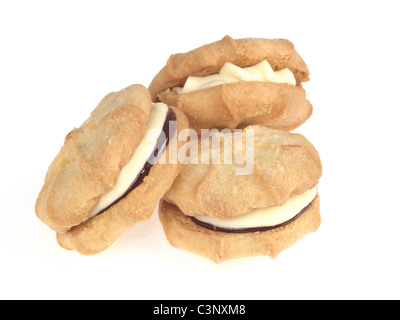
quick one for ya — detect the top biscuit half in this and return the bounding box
[164,125,322,219]
[149,36,312,133]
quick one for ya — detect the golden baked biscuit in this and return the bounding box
[149,36,312,132]
[164,126,322,218]
[159,195,321,264]
[36,84,189,255]
[160,126,322,263]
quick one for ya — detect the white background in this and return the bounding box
[1,0,399,300]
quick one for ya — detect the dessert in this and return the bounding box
[159,126,322,263]
[149,36,312,133]
[35,84,188,255]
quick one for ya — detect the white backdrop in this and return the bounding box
[1,0,399,300]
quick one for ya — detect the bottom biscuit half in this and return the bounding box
[158,195,321,263]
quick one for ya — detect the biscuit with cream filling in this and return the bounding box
[164,126,322,219]
[159,195,321,263]
[149,36,312,132]
[159,126,322,262]
[35,84,189,255]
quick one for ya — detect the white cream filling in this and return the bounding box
[194,187,317,230]
[87,102,169,219]
[181,60,296,94]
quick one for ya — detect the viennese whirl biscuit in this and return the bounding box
[159,126,322,263]
[149,36,312,133]
[35,84,188,255]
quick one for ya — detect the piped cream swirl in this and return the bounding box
[180,60,296,94]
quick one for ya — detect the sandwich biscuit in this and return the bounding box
[36,84,188,255]
[149,36,312,133]
[159,126,322,263]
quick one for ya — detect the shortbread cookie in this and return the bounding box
[160,126,322,262]
[159,195,321,263]
[149,36,312,132]
[35,84,189,255]
[164,126,322,219]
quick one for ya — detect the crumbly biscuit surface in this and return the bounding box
[158,81,312,132]
[164,126,322,218]
[149,35,310,101]
[56,106,189,255]
[159,195,321,263]
[36,84,152,233]
[149,36,312,132]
